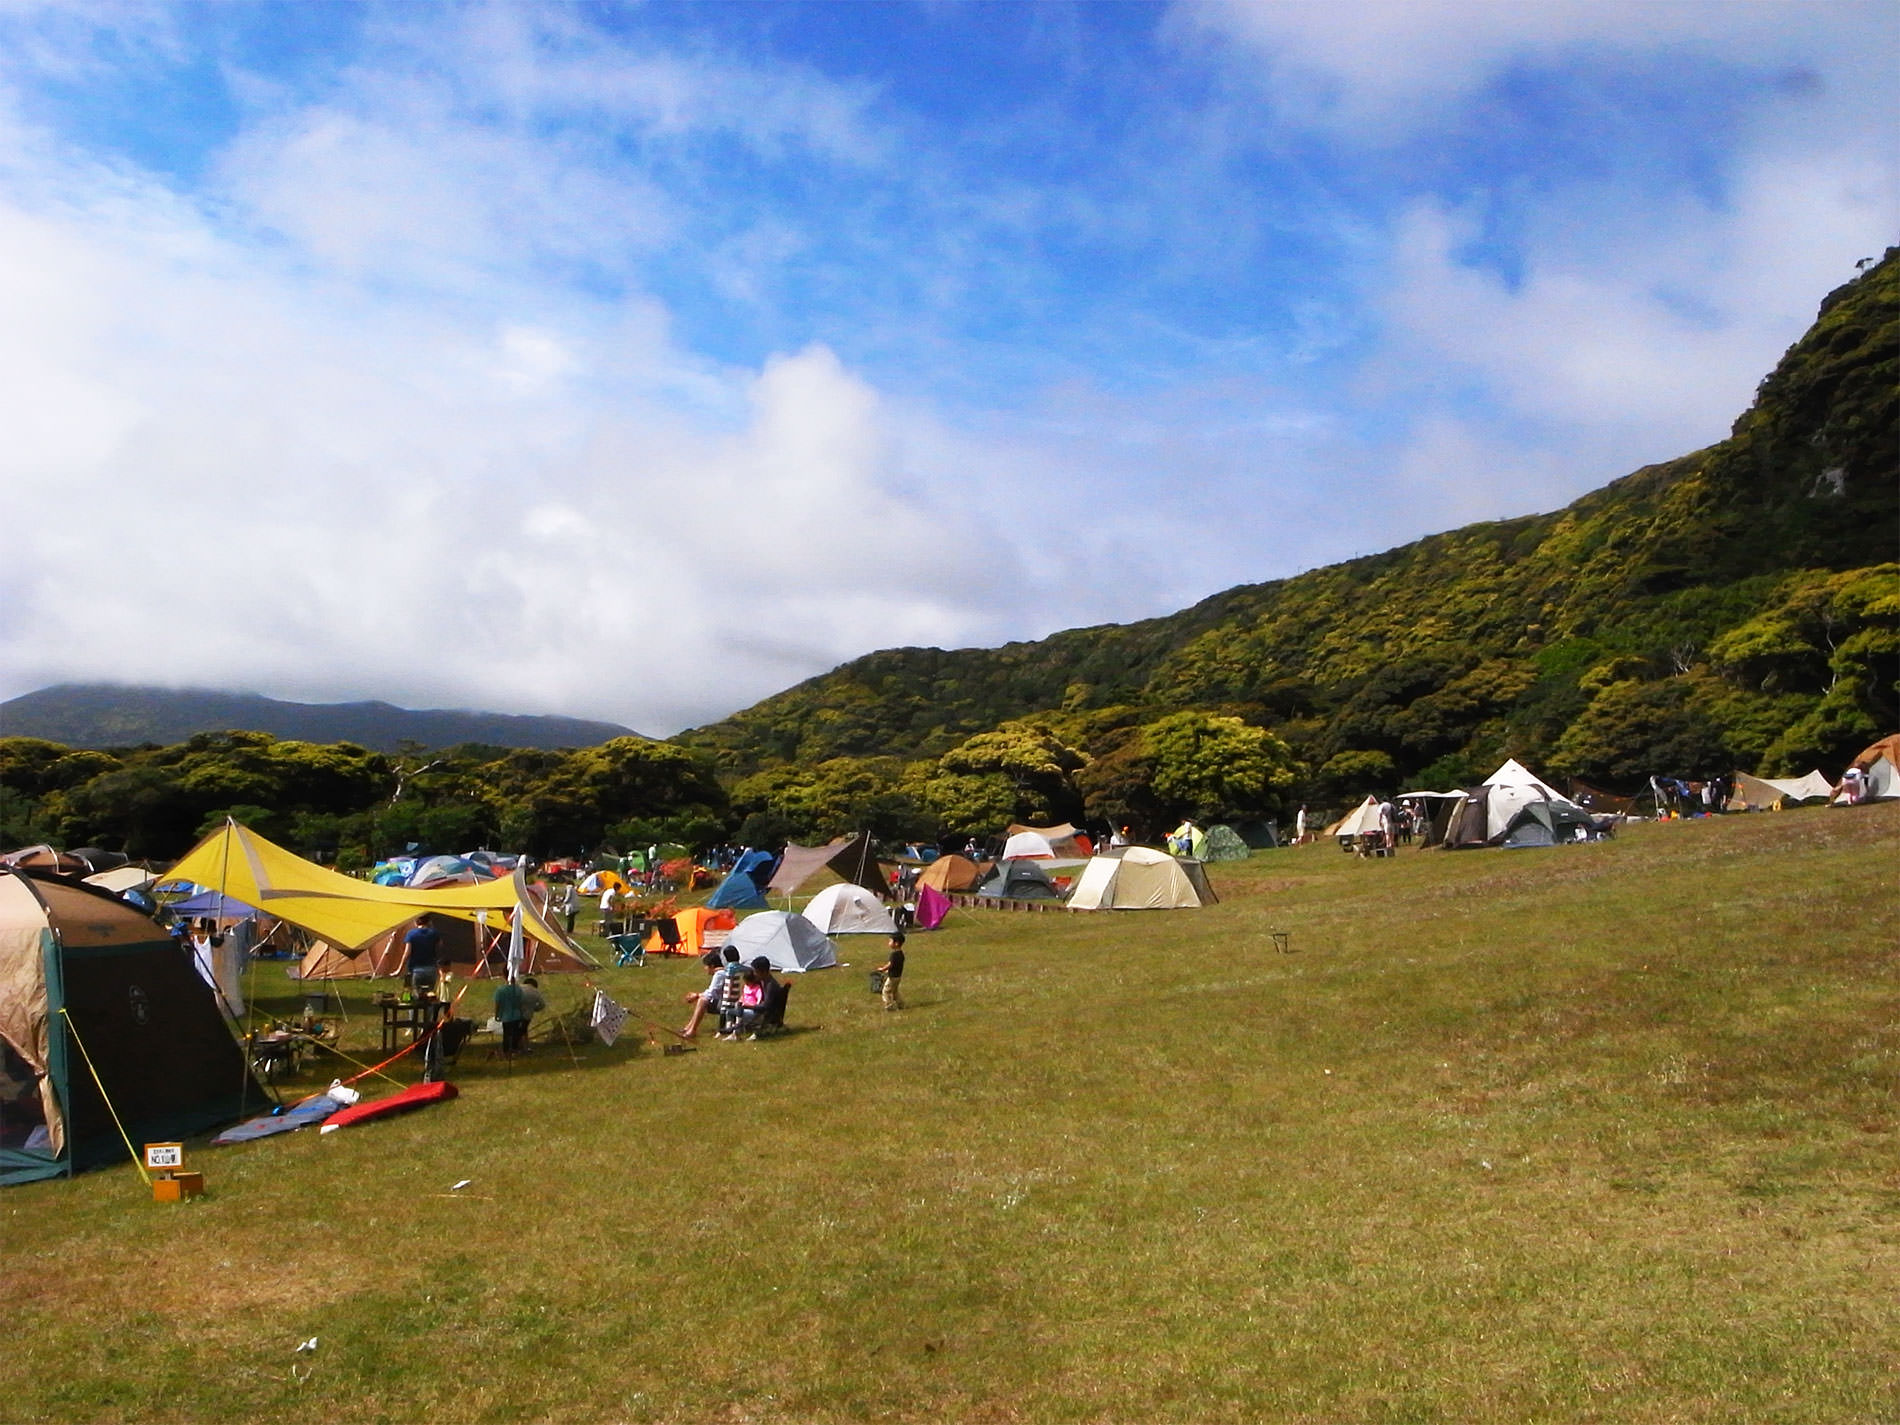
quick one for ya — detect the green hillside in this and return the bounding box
[683,251,1897,827]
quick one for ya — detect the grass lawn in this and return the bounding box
[3,806,1896,1423]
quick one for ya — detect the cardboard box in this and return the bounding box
[152,1172,205,1203]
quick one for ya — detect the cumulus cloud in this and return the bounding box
[0,70,1011,734]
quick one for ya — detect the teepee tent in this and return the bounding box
[798,884,897,936]
[1066,847,1205,910]
[1,868,265,1185]
[725,911,838,973]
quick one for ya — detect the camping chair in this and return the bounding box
[609,932,646,967]
[715,970,747,1039]
[741,980,791,1039]
[650,917,683,956]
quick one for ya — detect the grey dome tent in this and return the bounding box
[974,859,1062,900]
[725,911,838,973]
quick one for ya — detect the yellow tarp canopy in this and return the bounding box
[166,820,595,963]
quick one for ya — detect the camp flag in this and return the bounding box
[590,990,629,1047]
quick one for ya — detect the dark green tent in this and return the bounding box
[1,868,265,1186]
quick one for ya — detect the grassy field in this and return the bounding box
[3,807,1896,1424]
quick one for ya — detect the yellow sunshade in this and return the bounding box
[166,821,592,961]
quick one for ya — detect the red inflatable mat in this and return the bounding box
[323,1080,458,1129]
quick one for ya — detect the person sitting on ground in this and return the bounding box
[875,932,906,1012]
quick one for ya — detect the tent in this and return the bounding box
[1167,822,1209,858]
[765,841,848,898]
[1729,770,1835,810]
[0,846,91,876]
[1838,734,1900,802]
[165,820,593,964]
[916,854,984,893]
[645,906,737,960]
[299,908,593,980]
[1,868,265,1185]
[725,911,838,973]
[914,885,952,930]
[707,849,778,911]
[1326,797,1383,839]
[1001,830,1055,860]
[1066,847,1205,910]
[578,869,630,897]
[822,832,890,899]
[1202,825,1250,861]
[1439,760,1591,849]
[974,859,1062,900]
[1004,823,1094,858]
[798,884,897,936]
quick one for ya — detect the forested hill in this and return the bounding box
[0,685,636,753]
[683,249,1898,801]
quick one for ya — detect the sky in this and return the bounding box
[1,1,1894,736]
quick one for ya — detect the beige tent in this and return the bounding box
[916,855,985,893]
[1066,847,1204,911]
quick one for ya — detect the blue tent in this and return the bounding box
[707,849,778,911]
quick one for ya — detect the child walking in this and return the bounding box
[875,932,906,1012]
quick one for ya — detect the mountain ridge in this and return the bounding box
[0,684,638,753]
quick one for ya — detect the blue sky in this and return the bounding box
[1,1,1893,734]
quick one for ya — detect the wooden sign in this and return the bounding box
[144,1142,184,1172]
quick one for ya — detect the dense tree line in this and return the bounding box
[0,732,727,865]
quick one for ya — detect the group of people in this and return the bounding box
[680,945,786,1041]
[400,912,545,1057]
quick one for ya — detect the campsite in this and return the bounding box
[1,804,1894,1423]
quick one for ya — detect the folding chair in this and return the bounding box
[609,932,646,967]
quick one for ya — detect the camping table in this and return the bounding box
[381,998,446,1054]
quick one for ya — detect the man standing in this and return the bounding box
[403,914,445,997]
[1294,805,1308,846]
[876,932,906,1012]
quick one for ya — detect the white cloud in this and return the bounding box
[0,94,1011,733]
[1177,0,1897,138]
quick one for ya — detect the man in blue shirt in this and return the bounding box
[403,914,445,997]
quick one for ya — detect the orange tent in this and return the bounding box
[646,905,737,958]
